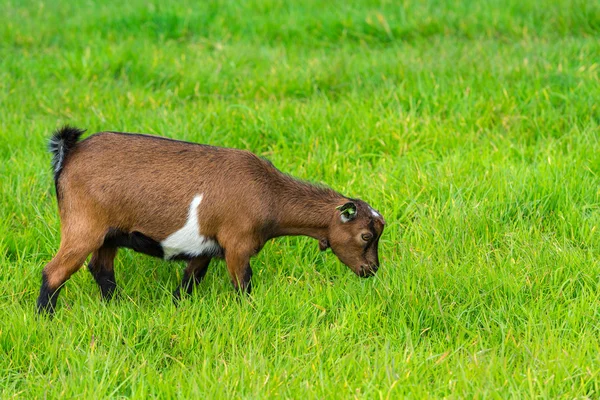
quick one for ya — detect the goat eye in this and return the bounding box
[361,233,373,242]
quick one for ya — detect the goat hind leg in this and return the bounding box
[37,225,104,315]
[88,246,118,301]
[37,245,94,315]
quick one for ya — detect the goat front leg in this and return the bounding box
[173,256,212,301]
[224,247,254,294]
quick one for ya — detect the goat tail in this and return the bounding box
[49,125,86,180]
[49,125,86,200]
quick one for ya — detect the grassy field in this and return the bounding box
[1,0,599,397]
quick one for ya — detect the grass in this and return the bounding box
[1,0,599,397]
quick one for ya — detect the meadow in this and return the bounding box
[1,0,599,397]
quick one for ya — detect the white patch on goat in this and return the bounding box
[370,208,381,218]
[161,194,220,260]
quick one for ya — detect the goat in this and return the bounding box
[37,126,385,314]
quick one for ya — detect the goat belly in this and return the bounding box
[103,194,223,260]
[102,229,222,261]
[160,234,222,260]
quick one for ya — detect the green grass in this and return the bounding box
[1,0,600,397]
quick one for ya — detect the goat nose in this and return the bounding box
[359,265,378,277]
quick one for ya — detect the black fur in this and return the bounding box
[36,272,62,315]
[49,126,86,200]
[87,258,117,300]
[173,261,211,301]
[103,229,165,258]
[94,270,117,300]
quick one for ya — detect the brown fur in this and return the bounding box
[38,130,385,313]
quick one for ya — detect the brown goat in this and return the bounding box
[37,127,385,314]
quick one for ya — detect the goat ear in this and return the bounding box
[319,238,329,251]
[336,202,357,223]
